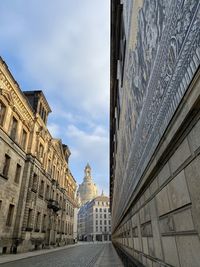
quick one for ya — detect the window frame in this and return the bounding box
[2,154,11,178]
[0,100,6,127]
[14,163,22,184]
[10,116,18,141]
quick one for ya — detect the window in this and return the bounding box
[2,154,11,178]
[104,220,107,225]
[32,173,38,192]
[21,129,27,150]
[45,184,50,200]
[14,164,21,183]
[57,219,60,233]
[39,180,44,197]
[47,159,51,174]
[6,204,15,226]
[96,220,98,225]
[100,226,102,231]
[0,200,2,210]
[104,208,107,212]
[104,214,106,219]
[42,214,47,232]
[100,220,102,225]
[44,111,47,123]
[100,214,102,219]
[39,144,44,159]
[26,209,33,230]
[39,103,42,116]
[35,212,41,231]
[95,208,98,212]
[100,208,102,212]
[10,117,18,140]
[96,214,98,218]
[0,101,6,126]
[66,204,69,215]
[53,166,56,179]
[96,227,98,232]
[104,227,107,232]
[57,171,60,183]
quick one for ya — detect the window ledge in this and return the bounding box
[0,174,8,180]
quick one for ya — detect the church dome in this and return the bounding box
[77,164,98,205]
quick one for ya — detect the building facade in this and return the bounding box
[78,194,111,242]
[77,164,98,206]
[0,57,77,254]
[110,1,200,267]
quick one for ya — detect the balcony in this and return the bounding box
[47,199,60,212]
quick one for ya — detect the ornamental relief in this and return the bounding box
[0,71,34,125]
[0,87,14,107]
[113,0,200,226]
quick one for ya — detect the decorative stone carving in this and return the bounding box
[113,0,200,225]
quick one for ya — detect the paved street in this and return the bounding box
[0,243,123,267]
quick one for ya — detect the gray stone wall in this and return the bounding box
[111,0,200,230]
[110,0,200,266]
[112,76,200,266]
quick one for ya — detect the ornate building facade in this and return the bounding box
[0,57,77,254]
[110,1,200,266]
[78,193,111,242]
[77,164,98,206]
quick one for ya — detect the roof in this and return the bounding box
[94,195,109,202]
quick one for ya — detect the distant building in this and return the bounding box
[78,192,111,242]
[77,164,98,206]
[0,57,77,254]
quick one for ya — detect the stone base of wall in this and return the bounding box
[0,235,75,254]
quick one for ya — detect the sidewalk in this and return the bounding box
[0,241,111,265]
[0,244,77,264]
[94,243,124,267]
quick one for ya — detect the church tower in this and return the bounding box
[77,164,98,206]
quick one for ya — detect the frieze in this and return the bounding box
[0,70,34,126]
[112,0,200,228]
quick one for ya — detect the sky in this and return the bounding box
[0,0,110,195]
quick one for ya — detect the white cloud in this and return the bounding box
[0,0,110,117]
[66,124,109,194]
[0,0,110,196]
[47,123,61,138]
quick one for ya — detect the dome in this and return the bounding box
[77,164,98,205]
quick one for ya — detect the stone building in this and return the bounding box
[110,1,200,266]
[78,193,111,242]
[77,164,98,206]
[0,57,77,254]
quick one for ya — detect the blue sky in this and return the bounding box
[0,0,110,195]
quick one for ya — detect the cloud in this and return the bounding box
[48,123,61,138]
[0,0,110,195]
[0,0,110,117]
[66,124,109,194]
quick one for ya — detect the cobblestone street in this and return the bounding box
[0,243,123,267]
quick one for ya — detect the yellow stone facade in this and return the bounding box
[0,57,77,254]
